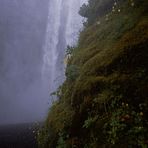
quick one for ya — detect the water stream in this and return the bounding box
[42,0,86,104]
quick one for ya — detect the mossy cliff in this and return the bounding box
[38,0,148,147]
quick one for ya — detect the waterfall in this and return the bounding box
[42,0,86,104]
[66,0,87,46]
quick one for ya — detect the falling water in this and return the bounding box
[42,0,87,104]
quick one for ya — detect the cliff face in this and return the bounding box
[38,0,148,147]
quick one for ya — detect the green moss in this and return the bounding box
[38,0,148,147]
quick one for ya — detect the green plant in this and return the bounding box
[66,45,75,56]
[83,115,98,129]
[65,65,80,81]
[104,100,148,146]
[56,133,67,148]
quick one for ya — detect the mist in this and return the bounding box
[0,0,86,125]
[0,0,49,125]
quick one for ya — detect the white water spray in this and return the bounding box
[42,0,87,105]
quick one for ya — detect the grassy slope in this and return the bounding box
[38,0,148,147]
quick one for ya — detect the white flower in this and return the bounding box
[131,2,134,6]
[97,21,101,25]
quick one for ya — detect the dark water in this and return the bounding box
[0,123,42,148]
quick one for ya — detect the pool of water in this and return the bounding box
[0,123,42,148]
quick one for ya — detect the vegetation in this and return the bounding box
[38,0,148,147]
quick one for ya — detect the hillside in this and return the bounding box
[38,0,148,147]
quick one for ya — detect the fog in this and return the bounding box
[0,0,49,124]
[0,0,86,125]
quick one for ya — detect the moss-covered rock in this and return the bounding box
[38,0,148,147]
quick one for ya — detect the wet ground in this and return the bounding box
[0,122,42,148]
